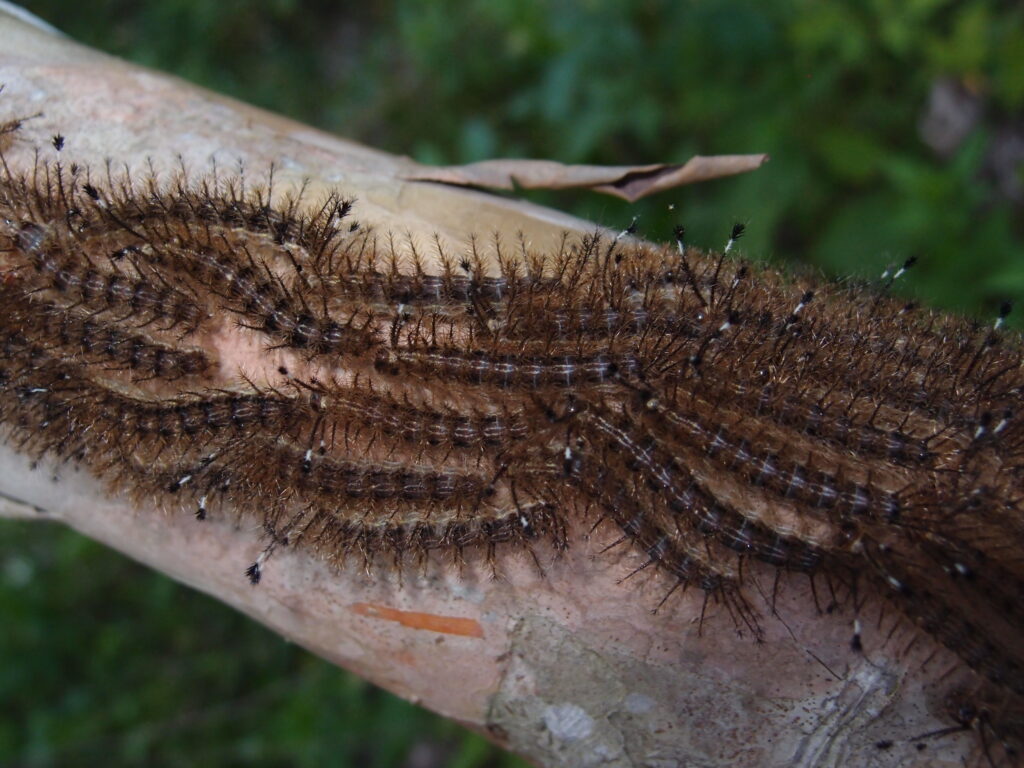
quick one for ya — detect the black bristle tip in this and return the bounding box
[673,225,685,242]
[51,134,65,151]
[999,300,1013,319]
[245,562,261,585]
[730,223,745,241]
[801,290,815,305]
[902,256,918,270]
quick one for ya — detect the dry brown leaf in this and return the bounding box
[403,153,769,202]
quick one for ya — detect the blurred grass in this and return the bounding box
[2,0,1023,766]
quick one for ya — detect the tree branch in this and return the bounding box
[0,6,988,767]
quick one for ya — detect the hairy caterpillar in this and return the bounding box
[14,222,208,333]
[5,290,210,380]
[2,141,1023,762]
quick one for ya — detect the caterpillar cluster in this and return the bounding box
[15,223,207,332]
[5,291,209,380]
[2,145,1024,762]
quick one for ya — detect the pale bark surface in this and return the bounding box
[0,7,979,767]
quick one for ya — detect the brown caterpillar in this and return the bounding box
[325,377,531,454]
[13,222,208,333]
[375,347,641,390]
[577,403,829,573]
[270,499,565,576]
[3,289,210,380]
[635,394,905,526]
[2,147,1024,761]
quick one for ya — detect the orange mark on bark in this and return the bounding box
[351,602,484,638]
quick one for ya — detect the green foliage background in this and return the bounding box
[2,1,1022,766]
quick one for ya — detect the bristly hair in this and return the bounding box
[2,137,1024,762]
